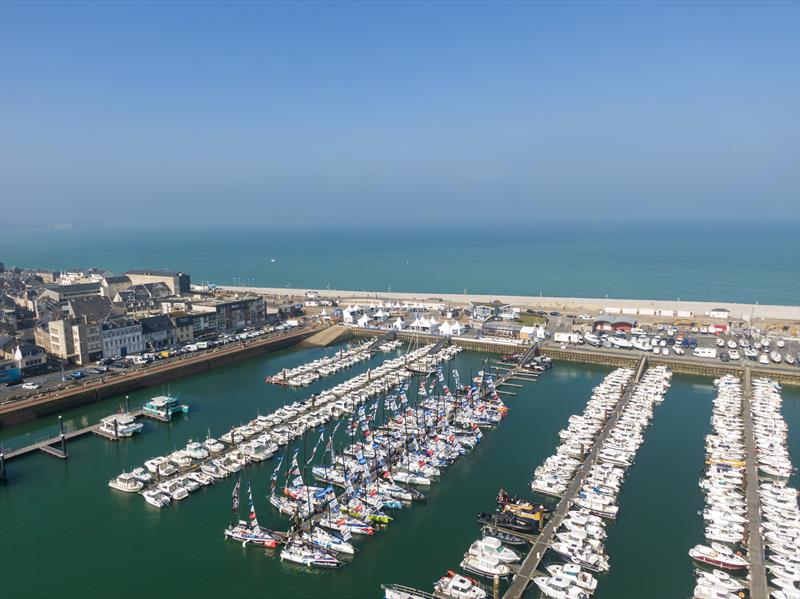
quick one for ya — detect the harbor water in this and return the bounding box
[0,343,798,599]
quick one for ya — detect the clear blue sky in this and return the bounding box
[1,0,798,229]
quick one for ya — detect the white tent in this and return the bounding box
[341,307,355,323]
[427,317,440,334]
[392,317,406,330]
[357,314,371,327]
[374,309,388,321]
[439,321,452,336]
[450,321,464,336]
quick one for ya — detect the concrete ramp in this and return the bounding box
[298,326,353,348]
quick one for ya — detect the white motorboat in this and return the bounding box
[546,564,598,593]
[434,571,487,599]
[534,575,591,599]
[460,553,510,578]
[688,543,748,570]
[184,441,209,460]
[142,489,170,508]
[108,472,144,493]
[468,536,520,563]
[97,413,143,437]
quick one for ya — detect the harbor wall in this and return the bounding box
[349,327,800,385]
[0,327,319,428]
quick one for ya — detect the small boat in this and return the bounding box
[546,564,597,593]
[688,543,748,570]
[141,489,170,508]
[97,413,143,437]
[534,575,591,599]
[434,571,487,599]
[460,554,510,579]
[108,472,144,493]
[381,584,433,599]
[280,541,342,568]
[131,467,152,484]
[224,520,281,548]
[468,537,520,563]
[480,526,529,547]
[477,511,534,532]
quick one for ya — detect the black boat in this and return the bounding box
[477,511,534,532]
[481,526,530,546]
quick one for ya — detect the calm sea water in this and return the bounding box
[0,343,797,599]
[1,224,798,304]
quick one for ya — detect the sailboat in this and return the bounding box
[225,477,283,548]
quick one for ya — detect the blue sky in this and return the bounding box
[1,0,798,229]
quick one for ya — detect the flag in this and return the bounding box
[231,476,241,513]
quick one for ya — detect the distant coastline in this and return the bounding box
[221,286,800,321]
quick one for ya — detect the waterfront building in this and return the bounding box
[593,315,637,333]
[114,283,172,316]
[99,275,131,298]
[707,307,730,319]
[37,282,103,310]
[140,315,177,350]
[192,296,266,333]
[101,317,143,358]
[483,320,522,338]
[124,269,191,295]
[12,342,46,375]
[170,314,194,344]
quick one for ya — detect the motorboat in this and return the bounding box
[142,394,189,421]
[97,413,143,437]
[480,526,529,547]
[434,571,487,599]
[688,543,748,570]
[546,564,598,593]
[468,536,520,563]
[131,467,152,484]
[460,553,510,578]
[108,472,144,493]
[141,489,170,508]
[184,441,209,460]
[477,512,534,532]
[382,584,433,599]
[533,575,591,599]
[280,541,342,568]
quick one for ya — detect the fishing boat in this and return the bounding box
[460,554,510,579]
[434,571,487,599]
[688,543,748,570]
[142,395,189,421]
[108,472,144,493]
[546,564,598,593]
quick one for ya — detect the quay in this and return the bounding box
[741,366,769,599]
[0,325,321,428]
[503,356,648,599]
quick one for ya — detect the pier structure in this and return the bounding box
[741,366,769,599]
[503,356,648,599]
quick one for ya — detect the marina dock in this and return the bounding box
[741,366,769,599]
[503,356,648,599]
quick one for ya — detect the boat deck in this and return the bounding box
[503,355,647,599]
[741,366,769,599]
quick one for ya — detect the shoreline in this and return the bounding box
[221,286,800,321]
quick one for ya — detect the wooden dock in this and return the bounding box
[503,356,647,599]
[4,409,145,461]
[741,366,769,599]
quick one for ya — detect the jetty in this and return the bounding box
[741,366,769,599]
[503,356,648,599]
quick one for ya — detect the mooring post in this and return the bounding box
[0,447,6,481]
[114,418,119,440]
[493,574,500,599]
[124,395,130,413]
[58,415,68,458]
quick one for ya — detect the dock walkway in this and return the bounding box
[503,356,647,599]
[742,366,769,599]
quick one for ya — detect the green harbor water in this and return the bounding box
[0,344,797,599]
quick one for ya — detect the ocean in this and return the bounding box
[1,223,798,305]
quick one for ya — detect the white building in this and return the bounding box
[101,318,143,358]
[707,308,730,319]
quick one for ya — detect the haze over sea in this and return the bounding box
[2,223,798,306]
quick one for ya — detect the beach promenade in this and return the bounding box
[222,286,799,321]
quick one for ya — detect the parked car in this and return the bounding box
[22,382,41,390]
